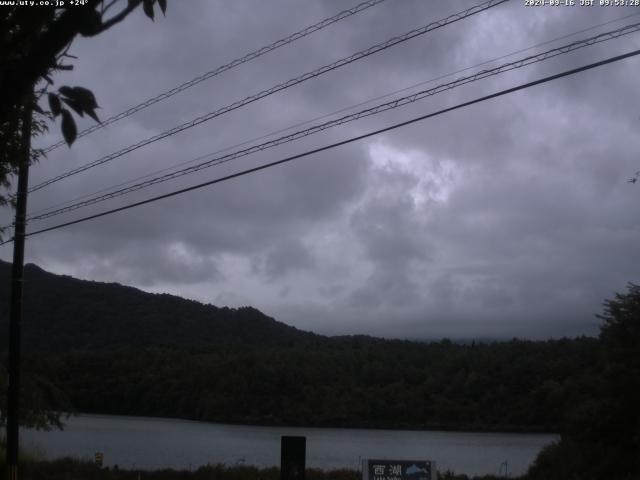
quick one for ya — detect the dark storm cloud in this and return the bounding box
[260,238,316,279]
[350,175,431,265]
[76,244,223,287]
[2,0,639,339]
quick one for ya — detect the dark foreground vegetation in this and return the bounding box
[0,457,509,480]
[1,262,639,478]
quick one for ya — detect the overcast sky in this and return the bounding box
[2,0,639,340]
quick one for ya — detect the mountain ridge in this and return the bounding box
[0,259,320,352]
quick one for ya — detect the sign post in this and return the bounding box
[281,436,306,480]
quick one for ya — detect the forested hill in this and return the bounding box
[0,260,319,352]
[0,259,604,434]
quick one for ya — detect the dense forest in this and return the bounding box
[17,337,600,432]
[1,261,639,478]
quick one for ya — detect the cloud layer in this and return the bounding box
[2,0,639,339]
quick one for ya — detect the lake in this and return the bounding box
[22,414,557,477]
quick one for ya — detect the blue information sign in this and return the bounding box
[364,459,434,480]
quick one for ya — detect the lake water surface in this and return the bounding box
[22,414,557,477]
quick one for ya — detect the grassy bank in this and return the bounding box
[0,436,45,468]
[0,458,515,480]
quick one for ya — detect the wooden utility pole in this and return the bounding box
[6,95,33,480]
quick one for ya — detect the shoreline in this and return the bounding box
[18,417,552,478]
[64,411,559,436]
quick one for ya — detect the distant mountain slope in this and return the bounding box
[0,260,319,352]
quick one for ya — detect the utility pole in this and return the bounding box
[6,94,33,480]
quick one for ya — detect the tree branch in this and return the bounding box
[92,0,143,35]
[0,0,144,121]
[101,0,120,16]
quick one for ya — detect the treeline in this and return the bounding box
[22,336,600,433]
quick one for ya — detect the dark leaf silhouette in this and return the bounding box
[58,86,74,98]
[84,108,100,123]
[69,87,100,122]
[77,8,103,36]
[60,109,77,146]
[58,86,102,122]
[143,0,155,21]
[69,86,98,110]
[158,0,167,15]
[48,93,61,117]
[61,97,84,118]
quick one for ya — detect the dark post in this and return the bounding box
[6,96,32,480]
[280,436,306,480]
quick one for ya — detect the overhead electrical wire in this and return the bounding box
[40,0,390,154]
[29,0,508,194]
[26,10,640,220]
[24,22,640,223]
[1,47,636,246]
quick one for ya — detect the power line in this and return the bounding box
[40,0,390,154]
[28,0,508,194]
[26,11,640,220]
[26,21,640,221]
[25,22,640,223]
[3,47,636,245]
